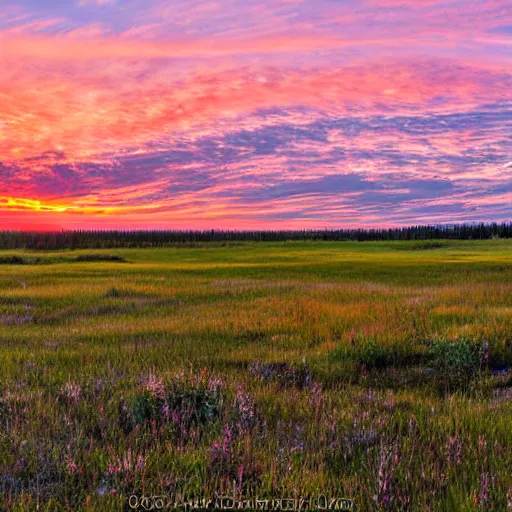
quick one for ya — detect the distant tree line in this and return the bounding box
[0,223,511,250]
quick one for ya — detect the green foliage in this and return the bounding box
[353,340,394,369]
[169,385,220,425]
[427,338,481,387]
[121,390,157,431]
[74,254,126,262]
[0,253,126,265]
[120,375,222,434]
[0,255,26,265]
[329,340,420,371]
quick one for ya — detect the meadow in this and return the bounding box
[0,240,511,511]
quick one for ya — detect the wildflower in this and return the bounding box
[161,400,171,422]
[208,377,224,394]
[145,373,166,399]
[123,450,133,471]
[210,423,233,462]
[290,424,305,452]
[67,459,78,475]
[308,382,323,410]
[171,409,180,426]
[210,441,221,461]
[65,444,78,475]
[376,441,399,509]
[61,381,81,404]
[94,378,104,397]
[97,484,109,497]
[446,435,462,466]
[350,427,378,448]
[107,462,120,475]
[479,472,489,504]
[233,386,256,435]
[237,464,244,487]
[222,424,233,454]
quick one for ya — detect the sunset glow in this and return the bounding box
[1,0,511,229]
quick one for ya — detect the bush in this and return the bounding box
[125,390,157,428]
[119,373,223,437]
[0,256,25,265]
[74,254,125,262]
[427,338,481,387]
[354,341,394,370]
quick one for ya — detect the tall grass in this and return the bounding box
[0,240,511,510]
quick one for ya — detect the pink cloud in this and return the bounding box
[0,31,426,60]
[1,0,511,229]
[2,56,509,166]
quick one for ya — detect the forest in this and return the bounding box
[0,222,511,249]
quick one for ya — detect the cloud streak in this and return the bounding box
[1,0,511,228]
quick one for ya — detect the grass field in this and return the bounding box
[0,240,511,511]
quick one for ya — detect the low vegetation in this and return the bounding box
[0,254,126,265]
[0,240,511,511]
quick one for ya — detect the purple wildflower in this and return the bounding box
[479,472,490,504]
[145,373,166,399]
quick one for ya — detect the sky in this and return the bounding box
[0,0,511,230]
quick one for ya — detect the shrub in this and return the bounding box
[354,341,394,370]
[126,390,157,428]
[74,254,125,262]
[0,256,25,265]
[119,372,223,437]
[427,338,481,387]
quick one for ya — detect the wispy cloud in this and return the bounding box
[1,0,511,228]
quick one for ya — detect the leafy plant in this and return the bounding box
[119,373,223,436]
[427,338,481,387]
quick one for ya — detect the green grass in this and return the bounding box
[0,240,511,511]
